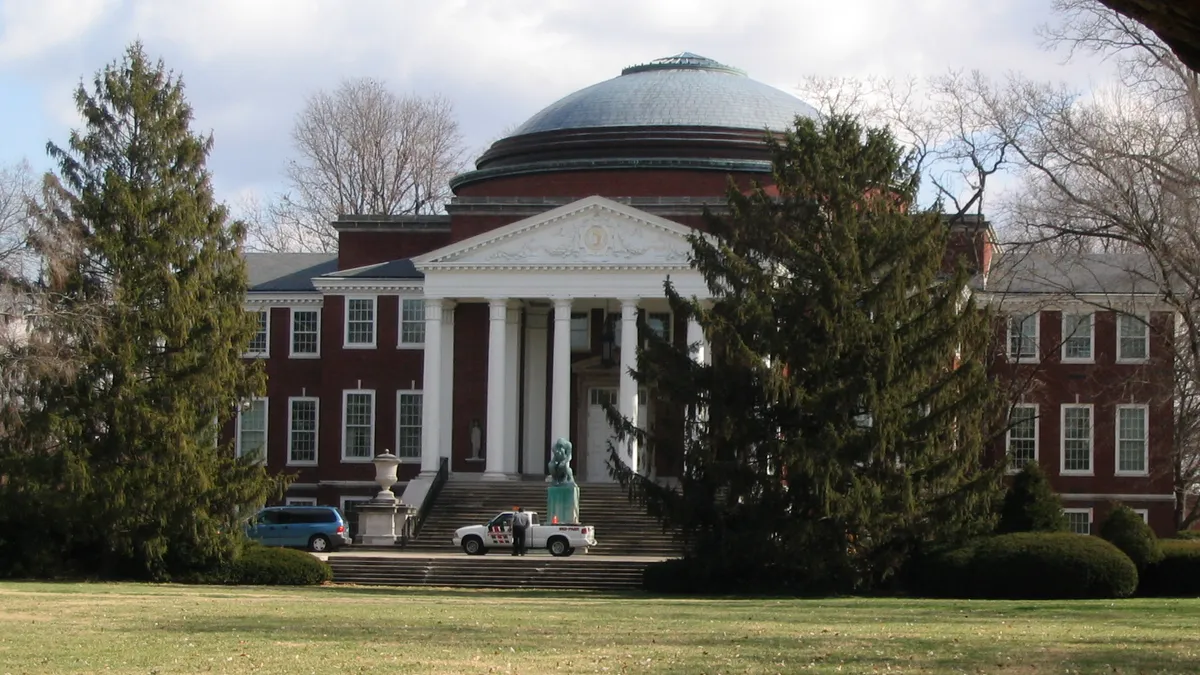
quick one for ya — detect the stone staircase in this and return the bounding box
[328,554,648,591]
[409,480,682,557]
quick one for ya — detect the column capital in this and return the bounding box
[620,298,640,320]
[506,306,521,324]
[424,297,445,314]
[552,297,574,312]
[488,298,509,321]
[441,302,456,324]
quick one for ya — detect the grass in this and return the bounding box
[0,583,1197,674]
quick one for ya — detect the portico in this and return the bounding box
[404,196,710,501]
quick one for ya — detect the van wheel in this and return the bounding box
[309,534,331,553]
[548,537,570,557]
[462,536,485,556]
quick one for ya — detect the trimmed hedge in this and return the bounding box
[1176,530,1200,541]
[1099,504,1163,570]
[180,542,332,586]
[1138,540,1200,597]
[914,533,1138,599]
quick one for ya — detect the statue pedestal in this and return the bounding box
[357,500,401,546]
[547,483,580,525]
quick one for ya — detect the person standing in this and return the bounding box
[512,506,530,556]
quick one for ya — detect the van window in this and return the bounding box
[286,508,336,524]
[258,510,281,525]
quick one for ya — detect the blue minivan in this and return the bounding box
[245,506,351,552]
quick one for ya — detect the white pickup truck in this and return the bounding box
[453,511,597,557]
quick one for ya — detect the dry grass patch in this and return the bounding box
[0,582,1196,673]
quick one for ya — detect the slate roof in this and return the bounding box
[245,253,338,292]
[984,251,1168,296]
[512,52,818,136]
[319,259,423,280]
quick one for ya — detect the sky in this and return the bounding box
[0,0,1114,211]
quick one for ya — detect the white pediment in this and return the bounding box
[414,196,698,269]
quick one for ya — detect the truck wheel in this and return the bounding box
[462,536,485,556]
[565,547,576,557]
[548,537,570,557]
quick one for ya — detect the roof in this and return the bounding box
[510,52,818,137]
[246,253,338,292]
[985,251,1167,296]
[320,259,423,280]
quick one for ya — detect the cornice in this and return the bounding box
[245,293,324,307]
[311,278,424,294]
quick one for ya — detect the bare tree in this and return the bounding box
[251,78,468,252]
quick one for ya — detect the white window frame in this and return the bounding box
[1132,508,1149,524]
[344,296,377,349]
[286,396,320,467]
[398,297,426,349]
[1115,404,1150,476]
[285,497,317,506]
[1060,403,1094,476]
[236,397,268,463]
[395,389,423,461]
[1117,312,1150,363]
[1006,404,1038,473]
[341,389,376,462]
[1063,508,1093,535]
[1007,312,1039,362]
[570,312,591,352]
[1061,312,1094,363]
[289,308,321,358]
[244,310,270,358]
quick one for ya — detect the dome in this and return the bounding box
[512,53,817,136]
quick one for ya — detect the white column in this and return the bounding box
[504,303,521,474]
[551,298,573,446]
[483,298,508,480]
[419,298,444,475]
[439,301,456,467]
[618,298,640,473]
[523,307,549,475]
[687,317,707,366]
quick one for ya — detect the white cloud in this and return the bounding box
[0,0,115,62]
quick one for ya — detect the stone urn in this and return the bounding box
[372,451,401,503]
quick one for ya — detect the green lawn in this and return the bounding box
[0,583,1196,674]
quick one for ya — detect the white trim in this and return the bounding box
[244,310,270,358]
[343,296,378,349]
[289,307,321,358]
[312,278,423,294]
[1115,404,1150,476]
[235,397,268,463]
[285,497,318,506]
[1007,312,1039,363]
[341,389,376,463]
[286,396,320,466]
[1060,403,1094,476]
[395,389,423,462]
[1005,404,1038,473]
[1132,508,1150,523]
[397,297,427,349]
[1116,312,1151,363]
[1063,507,1093,535]
[1060,311,1095,363]
[245,293,324,307]
[1060,493,1176,502]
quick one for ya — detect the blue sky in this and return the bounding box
[0,0,1112,209]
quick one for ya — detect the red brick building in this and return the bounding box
[237,53,1179,535]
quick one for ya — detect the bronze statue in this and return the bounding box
[547,437,575,485]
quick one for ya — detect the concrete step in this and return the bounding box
[327,555,650,591]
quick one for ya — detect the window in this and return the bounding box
[1064,508,1092,535]
[287,397,319,465]
[645,311,672,344]
[1118,314,1149,361]
[246,310,269,357]
[285,497,317,506]
[236,398,268,461]
[1008,313,1038,360]
[345,297,376,348]
[342,390,375,461]
[570,312,590,352]
[1007,405,1038,471]
[1062,312,1093,361]
[1116,405,1149,474]
[396,391,423,459]
[290,309,320,357]
[1061,404,1093,474]
[399,298,425,347]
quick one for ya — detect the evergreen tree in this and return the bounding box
[0,43,281,579]
[996,462,1068,534]
[613,115,1004,592]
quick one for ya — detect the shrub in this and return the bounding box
[907,541,981,598]
[1176,530,1200,541]
[179,542,331,586]
[1138,540,1200,597]
[996,463,1068,534]
[1099,504,1163,569]
[909,533,1137,599]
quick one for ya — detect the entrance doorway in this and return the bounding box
[585,386,648,482]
